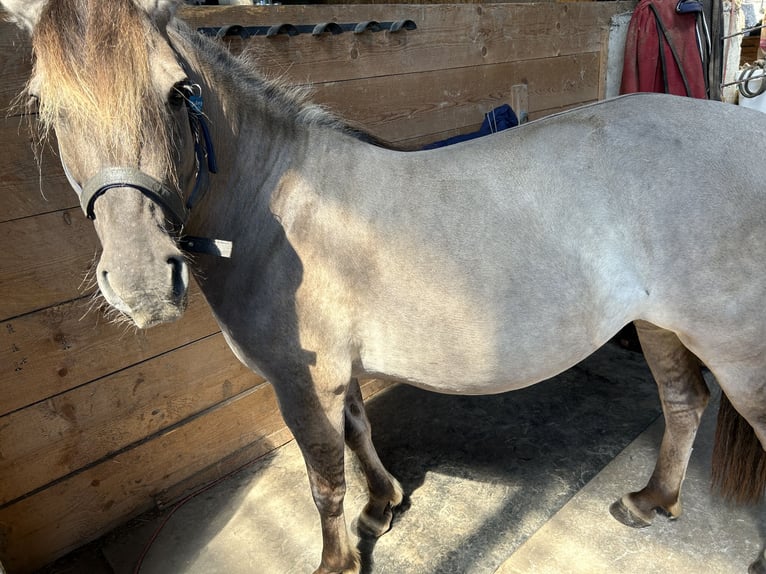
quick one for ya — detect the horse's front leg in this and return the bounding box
[272,366,360,574]
[610,320,710,527]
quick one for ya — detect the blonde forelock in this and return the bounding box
[32,0,174,172]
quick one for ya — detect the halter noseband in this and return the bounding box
[81,166,189,222]
[60,83,231,258]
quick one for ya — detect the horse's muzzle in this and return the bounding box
[97,251,189,329]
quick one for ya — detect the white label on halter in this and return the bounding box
[210,239,233,258]
[181,236,233,258]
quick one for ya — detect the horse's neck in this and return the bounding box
[175,31,325,308]
[186,110,304,258]
[175,30,298,236]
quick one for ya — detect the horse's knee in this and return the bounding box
[306,460,346,509]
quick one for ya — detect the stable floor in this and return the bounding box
[43,344,764,574]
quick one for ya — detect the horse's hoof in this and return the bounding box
[312,556,361,574]
[355,477,404,538]
[356,504,394,538]
[609,498,653,528]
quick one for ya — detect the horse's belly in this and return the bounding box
[356,286,636,395]
[358,326,605,395]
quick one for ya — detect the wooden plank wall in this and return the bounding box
[0,3,634,572]
[193,2,632,146]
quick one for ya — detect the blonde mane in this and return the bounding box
[31,0,174,172]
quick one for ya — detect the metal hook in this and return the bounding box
[312,22,344,36]
[389,20,417,33]
[266,23,299,38]
[354,21,382,34]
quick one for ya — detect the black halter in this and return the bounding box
[60,83,231,258]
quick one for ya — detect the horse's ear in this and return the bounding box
[134,0,182,29]
[0,0,47,34]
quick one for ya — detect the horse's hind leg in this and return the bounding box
[344,378,403,537]
[610,320,710,528]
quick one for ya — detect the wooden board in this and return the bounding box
[0,286,220,417]
[182,3,625,83]
[0,120,74,223]
[181,3,628,144]
[0,333,262,506]
[312,53,601,143]
[741,36,759,66]
[0,210,100,319]
[0,18,31,114]
[0,382,286,574]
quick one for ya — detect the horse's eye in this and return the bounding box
[168,83,187,109]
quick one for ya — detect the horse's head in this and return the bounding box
[4,0,201,328]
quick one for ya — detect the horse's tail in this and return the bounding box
[711,393,766,504]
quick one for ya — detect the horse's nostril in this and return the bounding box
[167,256,189,301]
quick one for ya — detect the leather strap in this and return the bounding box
[81,166,188,224]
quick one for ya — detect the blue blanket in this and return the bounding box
[422,104,518,149]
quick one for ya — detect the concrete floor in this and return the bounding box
[43,344,764,574]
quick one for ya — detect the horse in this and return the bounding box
[3,1,766,572]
